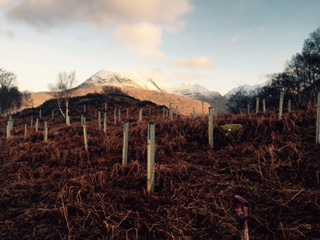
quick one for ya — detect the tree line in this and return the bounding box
[0,68,34,116]
[227,27,320,114]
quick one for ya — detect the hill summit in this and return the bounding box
[77,69,162,92]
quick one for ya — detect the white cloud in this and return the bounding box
[0,29,15,39]
[4,0,192,59]
[5,0,192,30]
[114,23,165,59]
[172,57,216,69]
[136,68,172,83]
[230,34,242,44]
[0,0,12,5]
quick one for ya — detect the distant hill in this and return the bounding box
[30,68,222,116]
[30,87,211,117]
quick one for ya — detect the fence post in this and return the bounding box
[147,123,156,193]
[66,100,69,125]
[39,109,42,119]
[118,108,121,122]
[247,104,250,114]
[6,122,11,138]
[139,108,143,122]
[288,99,291,112]
[104,112,107,133]
[256,97,259,113]
[122,122,129,165]
[24,124,27,137]
[98,111,101,129]
[169,103,173,120]
[31,117,33,127]
[316,92,320,143]
[162,107,165,119]
[126,108,129,119]
[105,102,107,112]
[208,107,214,149]
[35,118,39,132]
[83,123,89,152]
[263,99,266,112]
[279,91,284,120]
[44,121,48,142]
[8,116,13,132]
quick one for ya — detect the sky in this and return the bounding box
[0,0,320,95]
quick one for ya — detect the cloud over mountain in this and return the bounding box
[172,57,215,69]
[6,0,191,28]
[4,0,192,58]
[114,23,165,59]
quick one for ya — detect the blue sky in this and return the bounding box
[0,0,319,95]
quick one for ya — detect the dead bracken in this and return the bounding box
[0,94,319,240]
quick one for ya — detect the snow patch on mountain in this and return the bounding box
[167,83,221,99]
[225,80,270,98]
[77,69,223,103]
[77,69,161,91]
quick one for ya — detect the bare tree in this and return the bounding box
[48,71,77,122]
[0,68,23,115]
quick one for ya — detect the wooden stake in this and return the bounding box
[208,107,214,149]
[256,97,259,113]
[44,121,48,142]
[98,111,101,129]
[279,91,284,120]
[288,99,291,112]
[6,122,11,138]
[147,123,156,193]
[139,108,143,122]
[83,124,89,152]
[35,118,39,132]
[169,103,173,120]
[263,99,266,112]
[104,112,107,133]
[122,122,129,165]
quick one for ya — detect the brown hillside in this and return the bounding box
[0,101,319,239]
[30,87,211,116]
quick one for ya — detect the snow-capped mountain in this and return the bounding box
[225,80,270,98]
[77,69,162,91]
[77,69,224,106]
[167,83,221,99]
